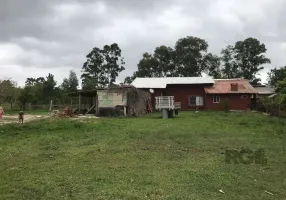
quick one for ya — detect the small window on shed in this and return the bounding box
[213,95,220,103]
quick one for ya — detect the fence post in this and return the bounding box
[79,93,81,112]
[49,100,53,113]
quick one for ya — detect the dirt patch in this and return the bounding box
[0,114,99,125]
[0,114,50,125]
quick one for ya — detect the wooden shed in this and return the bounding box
[68,86,150,116]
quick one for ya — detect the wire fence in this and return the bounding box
[0,103,76,112]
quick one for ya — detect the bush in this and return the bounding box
[57,107,74,117]
[258,94,286,117]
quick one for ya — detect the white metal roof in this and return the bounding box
[131,77,215,88]
[254,86,275,94]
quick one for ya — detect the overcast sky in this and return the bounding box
[1,0,286,86]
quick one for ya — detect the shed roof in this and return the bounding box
[131,77,215,89]
[204,79,257,94]
[67,85,134,97]
[253,86,275,94]
[67,89,97,97]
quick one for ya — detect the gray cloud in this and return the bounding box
[1,0,286,86]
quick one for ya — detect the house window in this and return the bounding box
[188,96,196,106]
[196,96,204,106]
[213,95,220,103]
[188,96,204,106]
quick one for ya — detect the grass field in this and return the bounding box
[0,111,285,200]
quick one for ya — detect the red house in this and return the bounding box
[132,77,257,111]
[204,79,257,110]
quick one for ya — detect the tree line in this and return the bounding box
[0,35,286,110]
[124,37,272,85]
[0,71,79,110]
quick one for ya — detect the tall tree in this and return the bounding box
[153,45,175,76]
[174,36,208,76]
[276,77,286,94]
[124,76,135,84]
[133,36,209,79]
[220,45,240,79]
[24,77,45,104]
[135,46,175,78]
[234,37,271,84]
[267,66,286,87]
[61,70,79,93]
[136,52,160,77]
[20,74,57,105]
[0,79,15,105]
[43,73,57,102]
[275,78,286,114]
[81,43,125,89]
[202,53,222,79]
[25,77,45,86]
[18,86,32,110]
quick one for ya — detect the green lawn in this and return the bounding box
[0,112,285,200]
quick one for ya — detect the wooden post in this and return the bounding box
[95,94,99,115]
[79,92,81,113]
[124,106,127,117]
[49,100,53,113]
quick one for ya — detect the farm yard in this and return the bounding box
[0,113,49,125]
[2,1,286,199]
[0,111,285,200]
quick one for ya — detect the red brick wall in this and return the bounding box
[205,94,252,110]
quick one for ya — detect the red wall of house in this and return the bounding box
[164,84,211,110]
[149,86,252,111]
[205,94,252,110]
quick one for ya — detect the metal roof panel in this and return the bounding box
[131,77,215,88]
